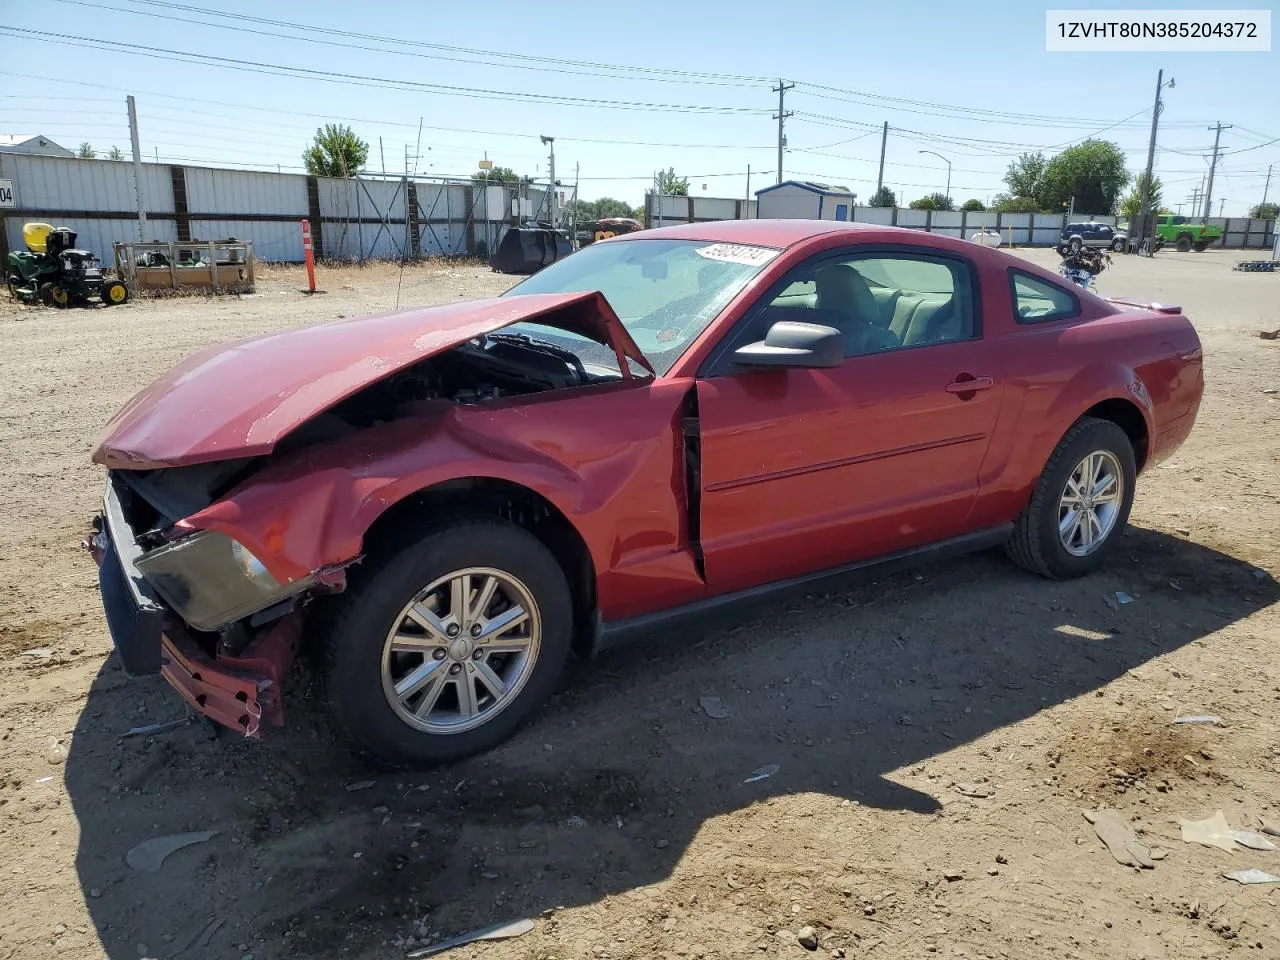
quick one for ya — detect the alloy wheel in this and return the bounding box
[380,567,541,734]
[1058,450,1124,557]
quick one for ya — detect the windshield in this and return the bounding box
[502,238,779,375]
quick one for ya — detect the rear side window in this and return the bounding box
[1009,269,1079,324]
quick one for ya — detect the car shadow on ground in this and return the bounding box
[65,526,1278,959]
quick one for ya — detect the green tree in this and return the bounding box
[471,165,532,185]
[107,146,125,161]
[1119,173,1163,220]
[960,199,986,212]
[77,142,96,159]
[657,167,689,196]
[1249,201,1278,220]
[909,192,954,212]
[1003,152,1047,202]
[1039,140,1129,215]
[302,123,369,177]
[992,194,1042,213]
[868,186,896,208]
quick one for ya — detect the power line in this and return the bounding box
[0,26,773,116]
[0,72,781,151]
[48,0,764,90]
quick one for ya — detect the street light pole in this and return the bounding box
[917,150,952,206]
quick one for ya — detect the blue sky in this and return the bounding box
[1,0,1275,214]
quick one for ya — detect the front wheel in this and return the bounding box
[1005,417,1137,579]
[49,284,70,308]
[101,280,129,305]
[1193,241,1209,252]
[321,518,574,767]
[1068,237,1083,254]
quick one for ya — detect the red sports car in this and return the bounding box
[85,220,1203,766]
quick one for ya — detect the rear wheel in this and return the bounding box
[5,274,22,301]
[1068,237,1083,254]
[321,518,574,767]
[101,280,129,305]
[1005,417,1136,579]
[1111,238,1126,252]
[1175,234,1193,253]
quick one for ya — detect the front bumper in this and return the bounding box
[85,515,301,738]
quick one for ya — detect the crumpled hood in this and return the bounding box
[94,291,653,470]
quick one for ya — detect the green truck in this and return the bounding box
[1153,215,1223,252]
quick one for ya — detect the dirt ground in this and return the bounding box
[1,247,1278,960]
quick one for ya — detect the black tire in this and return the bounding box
[1175,234,1193,253]
[1005,417,1137,580]
[321,518,574,767]
[1193,241,1209,252]
[38,282,54,306]
[101,280,129,305]
[1068,237,1083,254]
[1111,238,1126,252]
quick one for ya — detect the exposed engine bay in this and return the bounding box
[325,331,606,428]
[111,332,620,529]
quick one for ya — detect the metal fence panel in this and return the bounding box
[188,219,296,261]
[0,154,170,213]
[185,167,308,216]
[853,206,893,225]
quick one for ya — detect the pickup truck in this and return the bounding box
[1154,215,1223,252]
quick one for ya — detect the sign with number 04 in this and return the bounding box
[0,179,14,208]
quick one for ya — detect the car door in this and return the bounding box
[693,246,1005,596]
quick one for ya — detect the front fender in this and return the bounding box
[183,409,590,586]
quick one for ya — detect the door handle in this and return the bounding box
[945,376,995,394]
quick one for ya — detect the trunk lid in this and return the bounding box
[94,291,653,470]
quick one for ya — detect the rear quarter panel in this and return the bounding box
[964,260,1203,527]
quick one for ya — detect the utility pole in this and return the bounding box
[541,135,557,226]
[772,80,794,184]
[1203,121,1232,223]
[745,164,751,218]
[1261,163,1272,209]
[126,95,146,241]
[1138,69,1172,252]
[379,136,386,177]
[876,122,888,195]
[1218,198,1225,217]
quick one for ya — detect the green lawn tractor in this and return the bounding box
[6,222,129,307]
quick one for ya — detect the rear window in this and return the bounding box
[1009,269,1079,324]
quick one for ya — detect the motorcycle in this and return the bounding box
[1058,247,1111,290]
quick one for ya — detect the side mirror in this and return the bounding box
[733,320,843,369]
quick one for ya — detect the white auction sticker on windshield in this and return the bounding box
[694,243,779,266]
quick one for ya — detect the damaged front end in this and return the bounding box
[84,468,346,737]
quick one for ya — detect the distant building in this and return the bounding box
[755,180,857,221]
[0,134,75,158]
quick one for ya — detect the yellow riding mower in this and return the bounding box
[6,222,129,307]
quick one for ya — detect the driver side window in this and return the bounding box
[760,252,975,357]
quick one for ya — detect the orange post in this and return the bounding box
[301,219,317,293]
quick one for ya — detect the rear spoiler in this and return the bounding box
[1105,296,1183,315]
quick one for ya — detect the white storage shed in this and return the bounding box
[754,180,856,221]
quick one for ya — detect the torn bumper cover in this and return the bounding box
[84,510,303,739]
